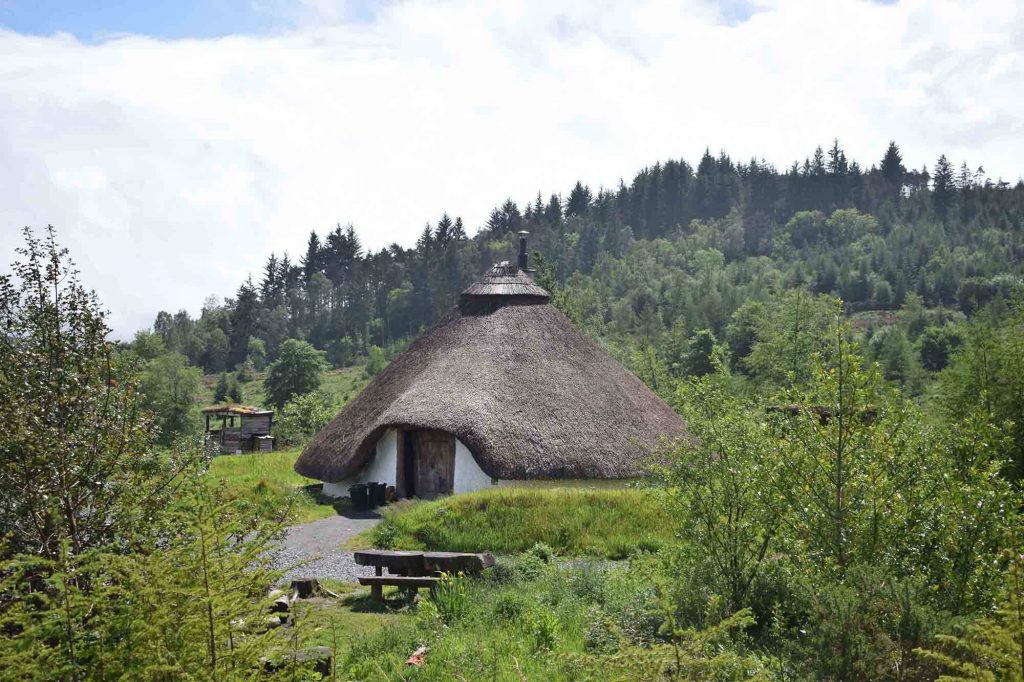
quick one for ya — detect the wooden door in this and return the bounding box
[415,430,455,498]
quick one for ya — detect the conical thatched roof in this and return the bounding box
[295,264,686,482]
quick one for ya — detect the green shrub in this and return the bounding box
[372,519,399,549]
[274,391,334,447]
[528,608,560,651]
[528,542,555,563]
[583,607,621,654]
[493,593,526,622]
[515,553,549,582]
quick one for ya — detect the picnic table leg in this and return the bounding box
[371,584,383,602]
[375,566,383,576]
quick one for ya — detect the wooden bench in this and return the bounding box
[357,575,441,601]
[353,549,495,601]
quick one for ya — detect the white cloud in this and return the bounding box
[1,0,1021,337]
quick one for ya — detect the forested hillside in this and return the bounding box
[147,140,1023,381]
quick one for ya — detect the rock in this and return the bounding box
[263,646,332,676]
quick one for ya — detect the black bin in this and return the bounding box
[369,482,387,508]
[348,483,369,512]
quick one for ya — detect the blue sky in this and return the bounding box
[0,0,382,40]
[0,0,275,40]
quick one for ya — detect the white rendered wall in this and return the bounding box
[319,429,630,498]
[321,428,398,498]
[453,438,495,493]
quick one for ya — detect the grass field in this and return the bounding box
[368,487,673,558]
[207,448,340,524]
[199,366,368,410]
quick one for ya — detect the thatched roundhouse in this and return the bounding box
[295,239,686,498]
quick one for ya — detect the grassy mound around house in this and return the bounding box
[371,487,672,558]
[207,448,341,524]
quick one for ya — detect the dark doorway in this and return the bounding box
[397,429,455,499]
[400,430,417,498]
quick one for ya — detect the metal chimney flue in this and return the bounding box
[517,231,529,271]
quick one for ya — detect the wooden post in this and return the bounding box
[375,566,383,576]
[371,584,382,601]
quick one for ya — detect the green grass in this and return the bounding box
[315,553,754,681]
[207,448,341,524]
[367,487,673,559]
[199,366,368,410]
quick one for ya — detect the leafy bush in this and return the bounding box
[528,608,560,651]
[371,519,399,549]
[274,391,334,447]
[528,542,555,563]
[493,593,526,622]
[264,338,328,409]
[363,344,387,377]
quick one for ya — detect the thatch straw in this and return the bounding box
[295,269,686,482]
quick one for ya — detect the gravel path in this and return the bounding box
[275,511,381,583]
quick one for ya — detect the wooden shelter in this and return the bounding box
[202,404,274,454]
[296,234,687,498]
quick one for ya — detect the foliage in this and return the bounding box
[363,344,386,377]
[430,572,470,624]
[658,304,1018,678]
[340,555,770,681]
[246,335,267,370]
[663,372,777,611]
[264,338,328,409]
[938,297,1024,479]
[744,290,838,386]
[371,519,399,549]
[0,440,290,680]
[368,487,672,558]
[916,539,1024,681]
[273,390,335,447]
[139,351,203,444]
[0,227,161,560]
[0,231,306,679]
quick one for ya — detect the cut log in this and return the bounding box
[289,578,340,600]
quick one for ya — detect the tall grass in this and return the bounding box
[375,487,672,558]
[207,448,338,524]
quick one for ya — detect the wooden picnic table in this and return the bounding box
[353,549,495,576]
[353,549,495,600]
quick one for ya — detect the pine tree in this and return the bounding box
[451,216,467,241]
[228,277,259,368]
[880,141,905,189]
[214,371,230,402]
[435,213,454,246]
[300,230,322,284]
[566,181,592,217]
[260,253,279,306]
[933,154,956,221]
